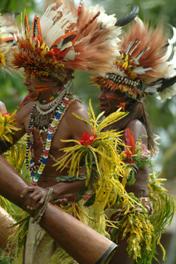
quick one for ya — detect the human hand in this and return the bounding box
[20,185,50,211]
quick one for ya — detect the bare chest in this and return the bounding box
[25,112,71,154]
[24,101,73,180]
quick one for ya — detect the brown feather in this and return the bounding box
[121,20,167,82]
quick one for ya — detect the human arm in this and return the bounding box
[21,101,92,209]
[48,101,92,197]
[124,119,149,196]
[20,180,85,210]
[124,120,153,213]
[0,156,116,264]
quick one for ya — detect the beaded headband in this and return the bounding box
[95,74,143,99]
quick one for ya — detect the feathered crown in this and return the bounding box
[0,14,19,72]
[149,26,176,99]
[13,1,121,84]
[94,18,176,100]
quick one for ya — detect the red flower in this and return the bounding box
[2,112,10,117]
[123,148,134,163]
[124,128,136,155]
[79,132,96,146]
[123,128,136,163]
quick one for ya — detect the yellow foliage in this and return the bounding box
[0,112,19,143]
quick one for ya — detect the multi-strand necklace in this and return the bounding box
[26,93,72,183]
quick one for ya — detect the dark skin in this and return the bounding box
[99,87,148,147]
[1,75,92,211]
[99,87,127,116]
[99,87,149,198]
[99,87,151,264]
[0,156,116,264]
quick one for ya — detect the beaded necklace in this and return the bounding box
[26,95,71,183]
[36,88,67,115]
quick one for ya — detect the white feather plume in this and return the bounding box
[40,2,77,47]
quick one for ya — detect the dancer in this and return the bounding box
[0,2,124,263]
[93,18,176,263]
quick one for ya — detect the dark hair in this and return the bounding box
[116,98,155,152]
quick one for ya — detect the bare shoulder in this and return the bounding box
[64,99,91,139]
[127,119,147,142]
[65,99,89,121]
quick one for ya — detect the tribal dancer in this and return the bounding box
[0,1,126,263]
[93,18,176,264]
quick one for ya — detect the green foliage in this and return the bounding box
[0,250,11,264]
[0,73,26,111]
[0,0,36,13]
[0,0,175,263]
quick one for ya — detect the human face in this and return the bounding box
[24,75,56,99]
[24,75,42,100]
[99,87,127,116]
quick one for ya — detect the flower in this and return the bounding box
[79,131,96,146]
[124,128,136,154]
[2,112,10,117]
[123,148,134,163]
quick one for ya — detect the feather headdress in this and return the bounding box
[0,14,19,72]
[94,18,176,100]
[147,26,176,99]
[13,1,121,84]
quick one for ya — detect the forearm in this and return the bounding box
[51,180,86,201]
[0,156,116,264]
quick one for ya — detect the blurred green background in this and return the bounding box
[0,0,176,263]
